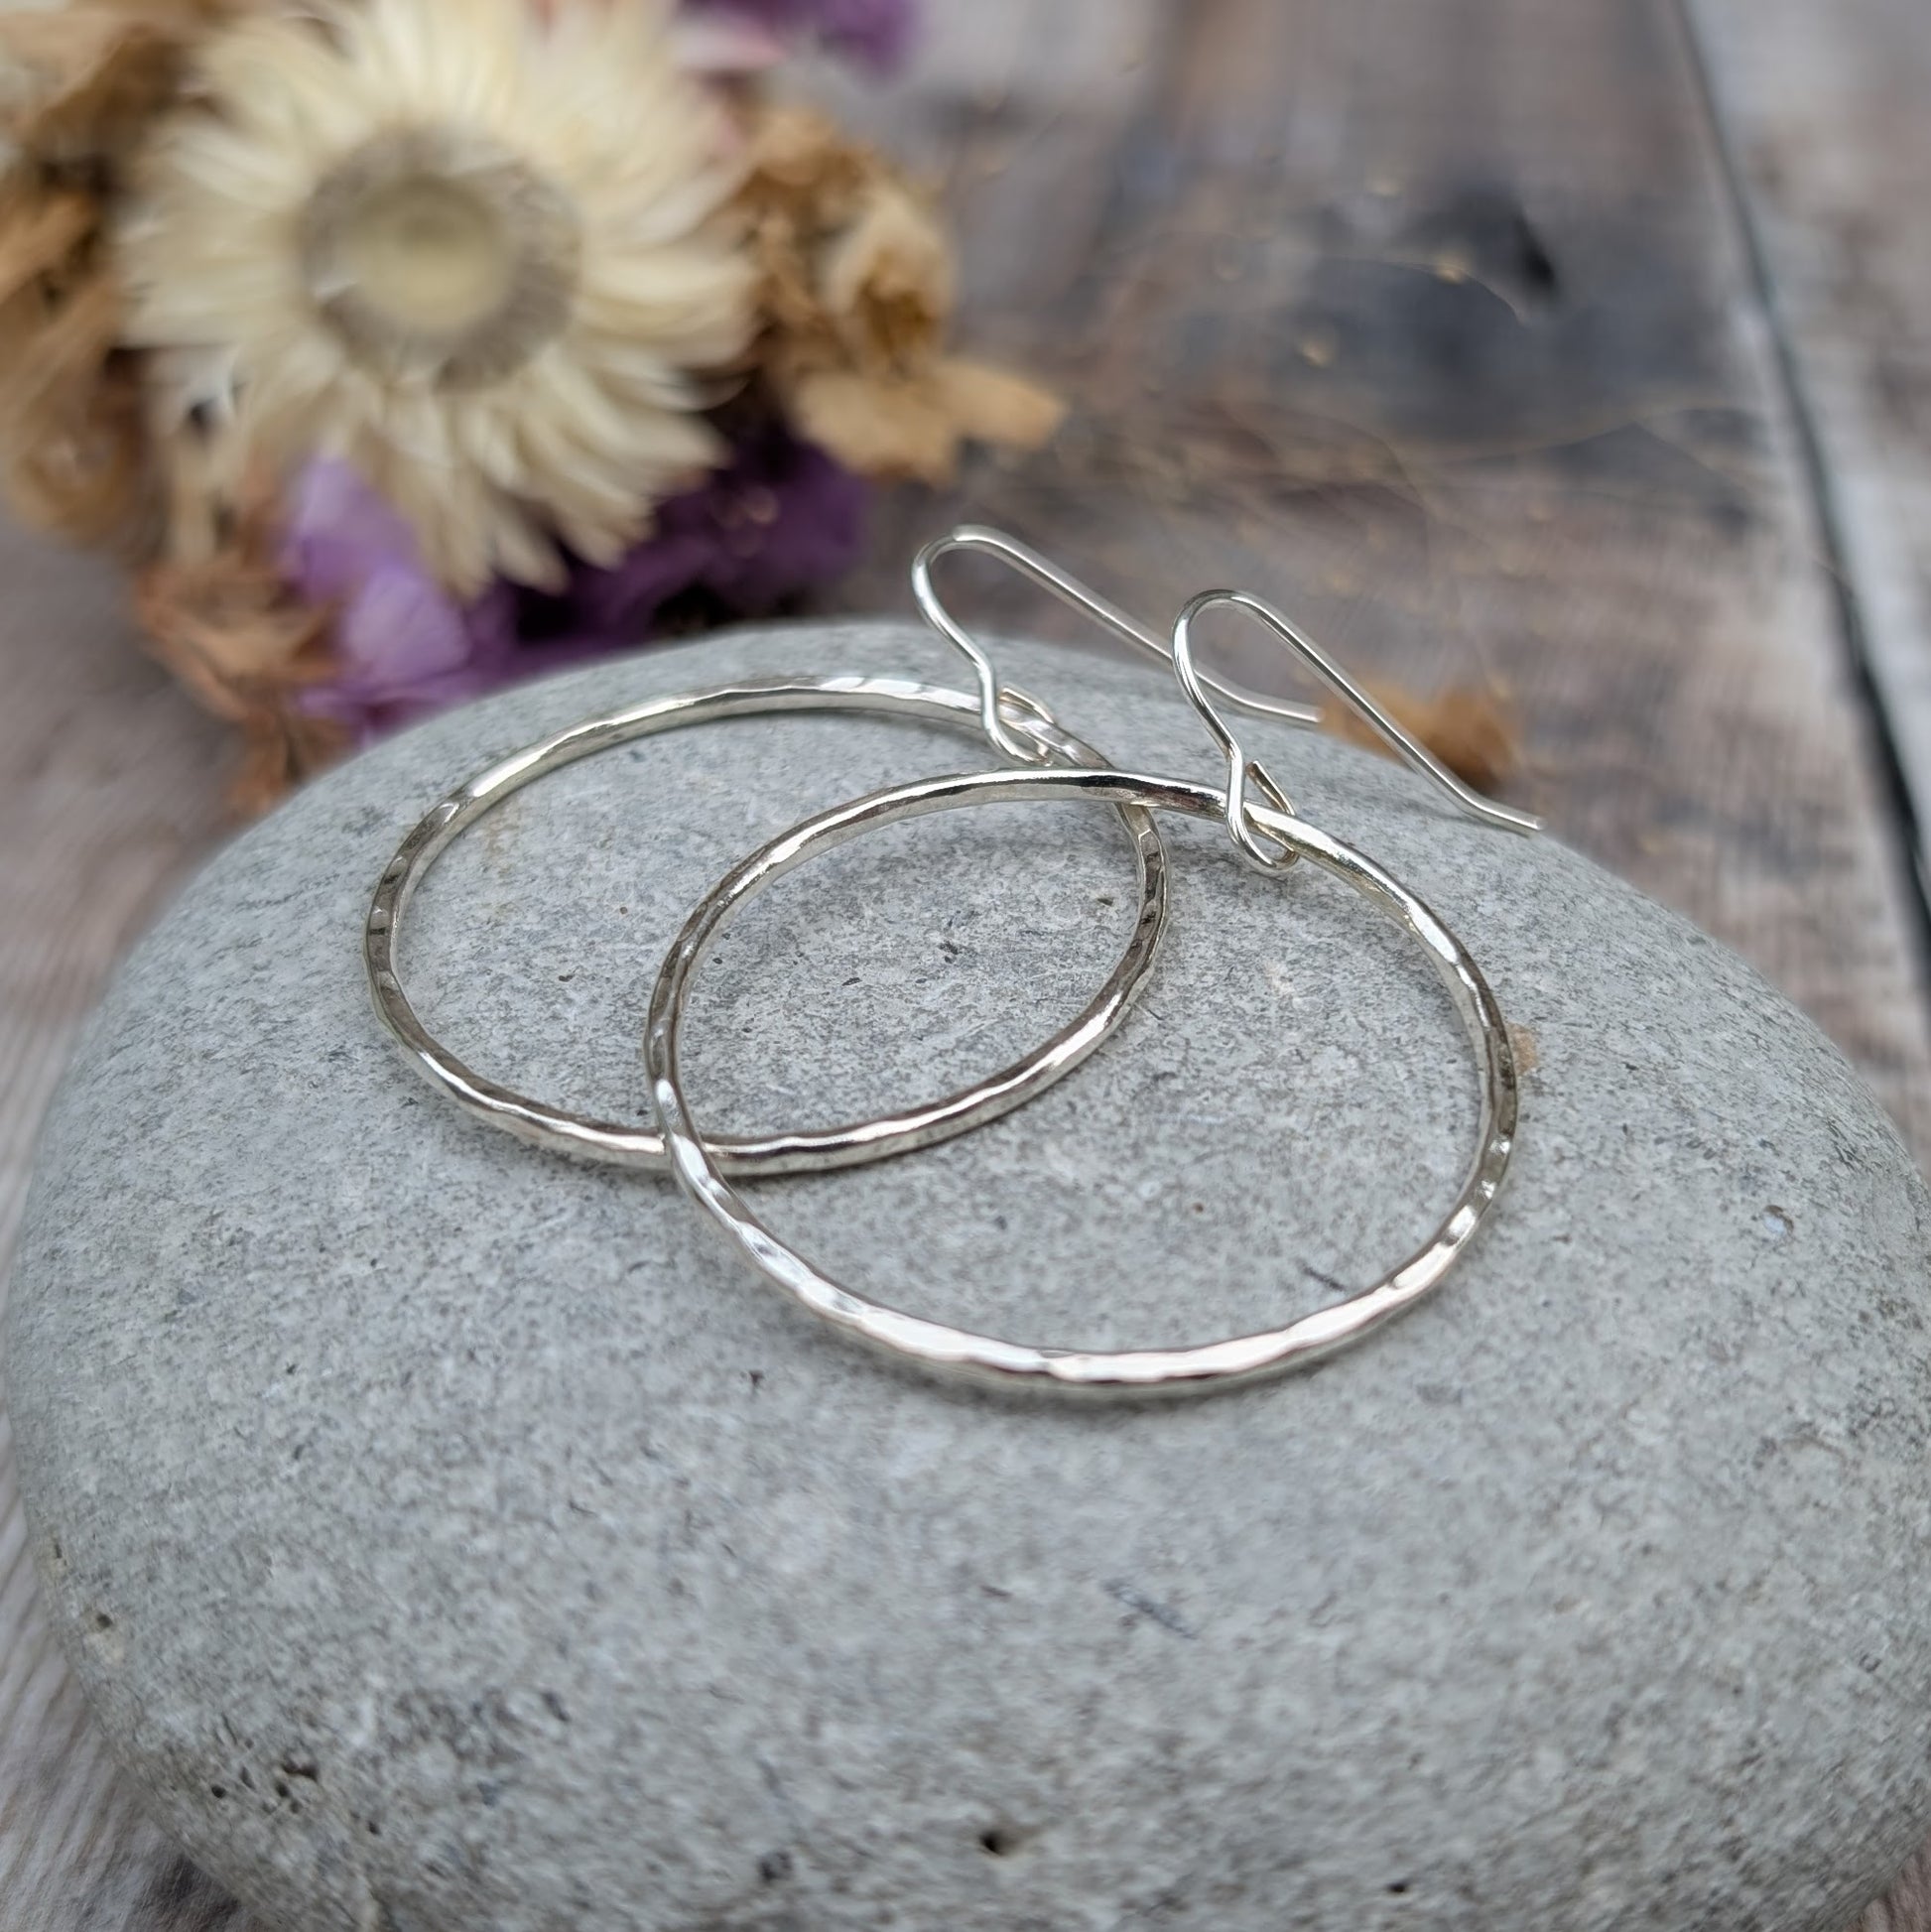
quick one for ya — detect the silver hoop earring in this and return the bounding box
[367,677,1171,1178]
[643,576,1537,1398]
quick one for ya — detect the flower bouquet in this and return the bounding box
[0,0,1062,806]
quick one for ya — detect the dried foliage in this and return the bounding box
[0,2,231,167]
[0,0,238,550]
[132,487,344,811]
[738,103,1063,482]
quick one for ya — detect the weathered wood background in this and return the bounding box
[4,0,1931,1924]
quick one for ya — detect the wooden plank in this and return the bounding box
[1685,0,1931,955]
[2,0,1929,1923]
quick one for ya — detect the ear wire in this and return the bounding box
[1172,589,1543,859]
[912,524,1326,763]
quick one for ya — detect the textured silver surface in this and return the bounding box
[11,621,1931,1932]
[647,766,1516,1394]
[367,675,1172,1176]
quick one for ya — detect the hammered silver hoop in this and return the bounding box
[368,677,1171,1178]
[646,766,1518,1400]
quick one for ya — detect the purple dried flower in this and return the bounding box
[282,460,517,745]
[282,423,868,745]
[530,418,870,642]
[681,0,917,76]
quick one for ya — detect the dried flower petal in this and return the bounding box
[781,363,957,482]
[737,102,1062,481]
[816,176,952,368]
[0,1,232,169]
[783,355,1062,484]
[0,233,157,547]
[7,352,154,548]
[121,0,756,594]
[931,356,1066,453]
[279,418,867,752]
[0,1,242,552]
[133,482,346,809]
[668,10,787,74]
[134,514,333,719]
[739,103,871,245]
[282,456,521,738]
[0,179,92,307]
[518,412,868,636]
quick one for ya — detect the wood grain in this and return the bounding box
[1687,0,1931,947]
[3,2,1929,1924]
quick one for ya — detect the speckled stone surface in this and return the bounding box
[11,621,1931,1932]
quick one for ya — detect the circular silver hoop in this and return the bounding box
[367,677,1171,1177]
[647,766,1518,1399]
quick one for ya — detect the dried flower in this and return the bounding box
[782,357,1064,484]
[739,104,1062,483]
[1,272,153,548]
[0,175,144,542]
[133,480,345,811]
[0,0,235,548]
[508,412,868,639]
[281,418,863,760]
[2,0,1053,800]
[0,1,232,170]
[121,0,758,595]
[817,174,953,363]
[281,457,521,744]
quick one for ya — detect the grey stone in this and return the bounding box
[10,620,1931,1932]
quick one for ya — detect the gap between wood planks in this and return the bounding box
[1676,0,1931,992]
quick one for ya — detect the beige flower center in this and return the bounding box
[300,127,582,389]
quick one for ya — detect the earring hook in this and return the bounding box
[912,525,1325,765]
[1172,588,1543,865]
